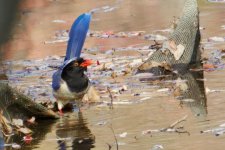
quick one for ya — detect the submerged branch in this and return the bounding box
[107,87,114,109]
[142,115,189,135]
[109,124,119,150]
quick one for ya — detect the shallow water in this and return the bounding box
[1,0,225,150]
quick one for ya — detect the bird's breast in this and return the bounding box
[53,80,86,101]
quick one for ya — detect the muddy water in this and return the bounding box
[1,0,225,150]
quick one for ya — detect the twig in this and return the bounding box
[142,115,189,135]
[106,143,112,150]
[150,40,162,50]
[107,87,114,109]
[161,115,188,132]
[169,115,188,128]
[109,124,119,150]
[175,129,190,135]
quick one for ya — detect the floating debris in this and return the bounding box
[44,30,69,44]
[11,143,21,149]
[144,34,167,41]
[52,20,66,23]
[205,87,225,94]
[155,28,173,33]
[163,40,185,60]
[180,99,195,102]
[208,36,225,42]
[142,115,189,135]
[12,119,23,127]
[208,0,225,2]
[18,127,32,135]
[200,122,225,136]
[87,30,145,38]
[3,143,21,149]
[26,116,35,124]
[151,144,164,150]
[96,121,107,126]
[118,132,127,138]
[157,88,170,92]
[90,5,118,14]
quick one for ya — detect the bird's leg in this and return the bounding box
[57,100,64,116]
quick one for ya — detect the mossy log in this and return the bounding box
[0,82,59,120]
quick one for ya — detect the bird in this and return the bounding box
[52,13,100,114]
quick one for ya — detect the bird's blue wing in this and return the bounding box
[52,70,62,91]
[52,57,78,90]
[64,13,91,61]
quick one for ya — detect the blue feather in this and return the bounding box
[52,14,91,91]
[52,70,62,90]
[64,13,91,61]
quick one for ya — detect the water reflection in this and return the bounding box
[0,119,56,150]
[0,105,94,150]
[138,64,207,118]
[0,83,94,150]
[56,112,95,150]
[177,69,207,118]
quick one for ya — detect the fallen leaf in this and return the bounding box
[203,64,216,69]
[119,132,128,138]
[11,143,21,149]
[157,88,170,92]
[97,60,100,65]
[18,127,32,134]
[12,119,24,127]
[208,36,225,42]
[27,117,35,124]
[173,44,185,60]
[176,78,188,92]
[120,85,128,91]
[96,121,107,126]
[180,99,195,102]
[151,144,164,150]
[111,72,117,78]
[169,40,177,50]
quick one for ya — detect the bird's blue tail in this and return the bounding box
[64,13,91,61]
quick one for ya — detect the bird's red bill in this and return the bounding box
[80,59,93,67]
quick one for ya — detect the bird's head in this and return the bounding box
[62,58,92,78]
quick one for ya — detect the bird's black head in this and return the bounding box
[61,58,92,92]
[62,58,92,78]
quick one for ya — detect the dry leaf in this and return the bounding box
[111,72,117,78]
[173,87,181,97]
[176,78,188,92]
[203,64,216,69]
[17,127,32,134]
[119,132,128,138]
[12,143,21,149]
[27,117,35,124]
[161,62,172,71]
[169,40,177,50]
[173,44,185,60]
[82,86,100,103]
[12,119,23,126]
[166,40,185,60]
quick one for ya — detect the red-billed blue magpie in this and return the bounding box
[52,13,100,114]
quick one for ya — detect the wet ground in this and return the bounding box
[1,0,225,149]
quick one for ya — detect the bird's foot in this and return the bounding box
[58,109,64,116]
